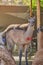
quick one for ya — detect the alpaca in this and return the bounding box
[0,45,16,65]
[32,31,43,65]
[0,32,16,65]
[1,16,35,65]
[5,16,35,65]
[32,49,43,65]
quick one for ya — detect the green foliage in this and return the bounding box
[40,0,43,7]
[0,0,43,10]
[0,0,43,7]
[22,0,30,5]
[22,0,43,10]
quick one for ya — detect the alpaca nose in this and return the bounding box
[29,19,35,25]
[32,20,35,24]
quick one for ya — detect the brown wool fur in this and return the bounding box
[0,47,16,65]
[32,49,43,65]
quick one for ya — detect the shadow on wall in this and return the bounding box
[0,13,28,26]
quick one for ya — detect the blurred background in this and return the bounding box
[0,0,43,65]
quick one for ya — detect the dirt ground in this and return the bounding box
[16,61,32,65]
[13,56,32,65]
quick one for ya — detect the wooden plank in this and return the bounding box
[0,5,29,13]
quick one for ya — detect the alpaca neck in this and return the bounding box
[24,23,34,38]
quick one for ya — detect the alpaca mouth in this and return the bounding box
[30,22,35,26]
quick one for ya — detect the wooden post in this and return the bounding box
[30,0,32,17]
[37,0,43,50]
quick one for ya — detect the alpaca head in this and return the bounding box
[28,16,35,26]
